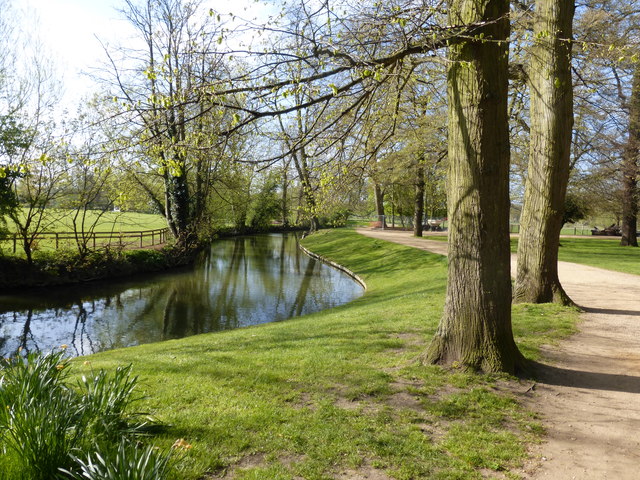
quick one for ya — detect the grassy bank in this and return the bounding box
[0,244,198,289]
[2,230,579,479]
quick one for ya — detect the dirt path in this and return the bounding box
[356,228,640,480]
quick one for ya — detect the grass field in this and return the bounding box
[1,229,582,479]
[1,209,167,253]
[557,237,640,275]
[3,209,166,233]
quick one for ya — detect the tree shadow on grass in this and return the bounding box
[527,361,640,394]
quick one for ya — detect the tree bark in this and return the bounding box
[291,147,320,232]
[620,67,640,247]
[282,162,290,227]
[424,0,524,374]
[374,183,386,227]
[413,160,425,237]
[514,0,575,304]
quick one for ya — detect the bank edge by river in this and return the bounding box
[0,225,309,290]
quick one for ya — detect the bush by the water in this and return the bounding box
[0,244,190,288]
[0,350,173,480]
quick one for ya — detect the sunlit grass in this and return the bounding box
[36,229,579,479]
[3,208,166,233]
[1,209,167,254]
[557,237,640,275]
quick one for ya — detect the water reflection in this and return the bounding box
[0,234,363,357]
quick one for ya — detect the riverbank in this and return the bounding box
[5,229,580,480]
[0,225,309,290]
[0,243,200,290]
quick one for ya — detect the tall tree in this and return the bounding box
[620,66,640,247]
[620,64,640,246]
[514,0,575,304]
[105,0,238,246]
[424,0,524,373]
[413,159,425,237]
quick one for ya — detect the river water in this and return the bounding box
[0,233,364,358]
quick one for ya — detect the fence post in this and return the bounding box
[13,233,17,253]
[140,231,143,248]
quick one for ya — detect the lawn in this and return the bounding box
[1,209,167,253]
[557,237,640,275]
[0,229,583,479]
[3,208,166,233]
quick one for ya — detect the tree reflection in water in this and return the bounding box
[0,233,363,357]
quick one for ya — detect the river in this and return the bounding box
[0,233,364,357]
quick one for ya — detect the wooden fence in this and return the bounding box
[5,228,170,253]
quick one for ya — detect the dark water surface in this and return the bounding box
[0,233,364,357]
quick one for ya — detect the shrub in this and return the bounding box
[0,351,79,479]
[63,440,172,480]
[0,350,171,480]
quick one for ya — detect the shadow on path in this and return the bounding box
[529,362,640,394]
[582,306,640,317]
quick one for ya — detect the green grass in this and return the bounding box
[17,229,579,480]
[557,237,640,275]
[4,208,166,233]
[1,209,167,254]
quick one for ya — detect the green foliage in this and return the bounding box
[0,350,170,480]
[0,165,20,241]
[0,350,77,479]
[320,208,351,227]
[0,114,32,157]
[562,192,590,225]
[0,243,185,288]
[249,176,282,230]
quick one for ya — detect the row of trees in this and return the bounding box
[0,0,638,372]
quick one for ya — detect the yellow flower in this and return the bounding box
[56,364,65,370]
[83,361,91,366]
[60,344,68,350]
[172,438,193,450]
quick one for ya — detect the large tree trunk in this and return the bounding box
[166,167,191,244]
[620,68,640,247]
[374,183,386,227]
[413,161,425,237]
[282,162,290,227]
[514,0,575,304]
[291,147,320,233]
[425,0,524,374]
